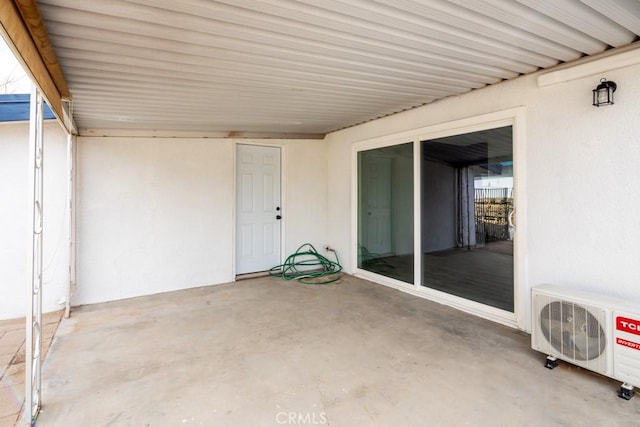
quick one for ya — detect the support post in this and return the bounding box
[65,133,75,318]
[24,84,44,426]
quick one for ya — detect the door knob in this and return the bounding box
[276,215,282,220]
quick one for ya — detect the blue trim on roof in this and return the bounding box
[0,94,55,122]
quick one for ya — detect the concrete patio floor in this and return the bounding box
[0,310,63,427]
[38,275,638,426]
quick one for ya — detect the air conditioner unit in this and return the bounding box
[532,284,640,400]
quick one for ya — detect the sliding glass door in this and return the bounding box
[357,143,414,284]
[420,126,514,312]
[355,123,516,316]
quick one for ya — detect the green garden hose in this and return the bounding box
[269,243,343,284]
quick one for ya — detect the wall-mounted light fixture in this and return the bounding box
[592,78,617,107]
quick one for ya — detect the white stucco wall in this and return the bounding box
[0,121,70,319]
[280,140,328,254]
[75,137,327,306]
[326,55,640,331]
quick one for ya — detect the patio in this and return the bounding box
[36,275,638,426]
[0,311,63,427]
[2,1,640,425]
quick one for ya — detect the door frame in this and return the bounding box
[233,141,286,277]
[351,107,527,330]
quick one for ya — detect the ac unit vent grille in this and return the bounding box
[540,301,607,361]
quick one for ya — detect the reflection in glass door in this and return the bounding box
[358,143,414,284]
[421,126,514,312]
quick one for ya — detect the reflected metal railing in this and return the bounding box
[475,187,513,243]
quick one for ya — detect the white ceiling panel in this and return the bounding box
[34,0,640,136]
[580,0,640,35]
[448,0,609,54]
[516,0,636,46]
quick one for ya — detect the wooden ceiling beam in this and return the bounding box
[15,0,70,98]
[0,0,71,128]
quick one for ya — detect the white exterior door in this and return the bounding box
[236,144,282,274]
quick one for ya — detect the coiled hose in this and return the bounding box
[269,243,342,284]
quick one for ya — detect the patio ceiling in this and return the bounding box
[31,0,640,136]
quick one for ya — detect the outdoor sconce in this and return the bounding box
[592,78,617,107]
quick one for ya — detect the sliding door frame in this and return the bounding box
[351,107,527,330]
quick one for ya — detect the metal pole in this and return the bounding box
[65,133,75,318]
[24,85,44,426]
